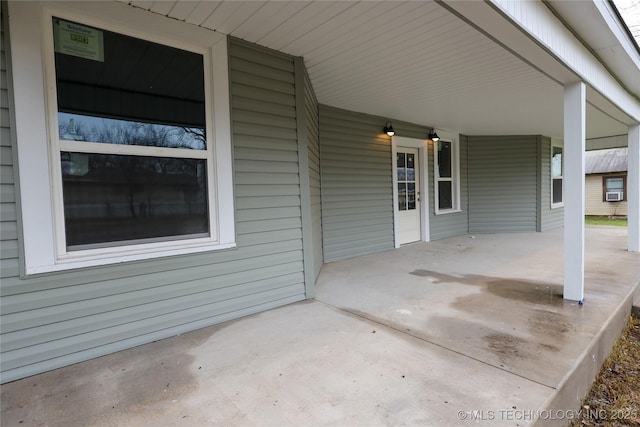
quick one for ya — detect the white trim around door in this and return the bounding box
[392,136,430,247]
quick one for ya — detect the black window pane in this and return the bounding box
[438,181,453,210]
[438,141,452,178]
[53,17,206,149]
[61,152,209,248]
[553,178,563,204]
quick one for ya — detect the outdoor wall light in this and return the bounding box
[383,121,395,137]
[428,129,440,141]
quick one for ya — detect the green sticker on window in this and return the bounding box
[53,18,104,62]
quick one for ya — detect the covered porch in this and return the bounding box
[2,227,638,426]
[2,0,640,384]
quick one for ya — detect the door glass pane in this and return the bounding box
[406,153,415,181]
[61,152,209,249]
[438,181,453,210]
[53,17,206,150]
[407,183,416,210]
[397,153,406,181]
[398,183,407,211]
[438,141,452,178]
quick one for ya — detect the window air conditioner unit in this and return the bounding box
[605,192,624,202]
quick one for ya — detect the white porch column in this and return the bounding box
[564,82,586,302]
[629,125,640,252]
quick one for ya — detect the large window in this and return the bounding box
[433,137,460,214]
[54,18,210,250]
[551,144,563,208]
[9,2,234,273]
[603,175,626,201]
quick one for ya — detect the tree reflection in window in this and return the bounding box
[59,113,206,150]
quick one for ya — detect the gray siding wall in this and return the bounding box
[0,33,307,382]
[319,105,395,262]
[467,136,538,233]
[1,7,19,281]
[429,135,470,240]
[319,106,468,261]
[538,136,564,230]
[304,71,322,279]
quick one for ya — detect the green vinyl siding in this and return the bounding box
[293,56,315,297]
[304,69,323,279]
[318,106,468,260]
[319,106,394,262]
[538,136,564,231]
[468,136,538,233]
[1,4,19,282]
[0,31,307,382]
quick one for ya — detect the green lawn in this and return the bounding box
[585,215,628,227]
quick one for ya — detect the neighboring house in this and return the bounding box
[1,1,638,383]
[586,148,629,217]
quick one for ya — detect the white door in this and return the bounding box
[397,147,421,244]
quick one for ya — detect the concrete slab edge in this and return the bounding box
[531,279,640,427]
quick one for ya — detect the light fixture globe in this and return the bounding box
[383,121,395,137]
[428,129,440,141]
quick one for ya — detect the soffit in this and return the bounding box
[124,0,630,139]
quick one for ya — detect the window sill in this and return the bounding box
[435,209,462,215]
[551,203,564,210]
[25,240,237,275]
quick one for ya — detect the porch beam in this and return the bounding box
[563,82,586,302]
[629,125,640,252]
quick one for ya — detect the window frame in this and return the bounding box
[9,2,235,275]
[551,142,564,209]
[433,130,461,215]
[602,174,627,202]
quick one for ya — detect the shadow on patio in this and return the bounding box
[1,227,638,426]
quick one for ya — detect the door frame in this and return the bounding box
[391,136,431,247]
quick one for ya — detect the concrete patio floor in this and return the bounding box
[2,227,639,426]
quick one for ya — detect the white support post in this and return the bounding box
[628,125,640,252]
[563,82,586,302]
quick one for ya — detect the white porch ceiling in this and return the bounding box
[125,0,632,139]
